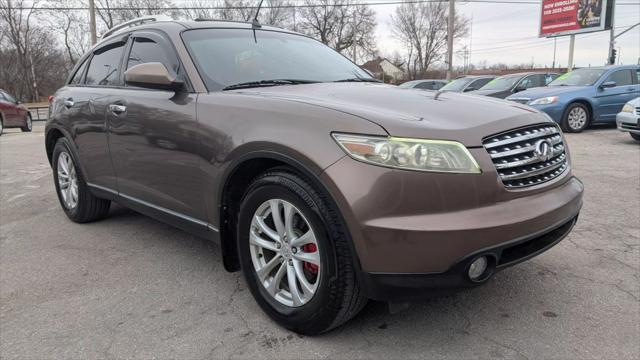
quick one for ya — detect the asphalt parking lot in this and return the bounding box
[1,123,638,359]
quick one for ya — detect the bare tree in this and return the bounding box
[45,0,90,66]
[0,0,41,100]
[93,0,178,29]
[298,0,376,58]
[391,1,468,79]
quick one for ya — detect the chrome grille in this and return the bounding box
[483,124,568,189]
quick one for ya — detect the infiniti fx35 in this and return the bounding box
[45,19,583,335]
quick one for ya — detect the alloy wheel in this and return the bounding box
[567,107,587,130]
[26,114,32,131]
[250,199,321,307]
[57,152,79,209]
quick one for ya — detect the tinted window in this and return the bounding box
[127,37,177,73]
[0,92,6,101]
[519,75,542,89]
[606,70,633,86]
[69,58,89,85]
[182,29,371,91]
[433,82,445,90]
[415,81,434,89]
[85,44,125,86]
[470,78,492,90]
[544,73,558,85]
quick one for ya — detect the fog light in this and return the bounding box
[468,256,488,281]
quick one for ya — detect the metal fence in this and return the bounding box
[28,106,49,121]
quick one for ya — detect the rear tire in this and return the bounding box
[21,113,32,132]
[561,103,590,133]
[631,133,640,142]
[52,137,111,223]
[237,170,366,335]
[0,115,3,136]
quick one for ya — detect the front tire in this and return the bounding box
[561,103,590,133]
[52,138,111,222]
[631,133,640,142]
[21,113,32,132]
[237,170,366,335]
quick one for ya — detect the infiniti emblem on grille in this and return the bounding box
[534,139,553,162]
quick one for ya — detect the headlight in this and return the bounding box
[332,133,481,174]
[529,96,559,105]
[621,103,634,113]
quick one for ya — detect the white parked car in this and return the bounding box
[616,97,640,142]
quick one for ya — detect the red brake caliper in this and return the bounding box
[302,244,319,274]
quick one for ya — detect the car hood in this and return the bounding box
[507,86,589,100]
[231,82,552,147]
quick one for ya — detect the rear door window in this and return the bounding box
[470,78,491,90]
[85,43,125,86]
[606,70,633,86]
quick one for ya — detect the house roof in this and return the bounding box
[360,58,386,74]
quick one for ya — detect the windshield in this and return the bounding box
[479,75,521,91]
[441,77,473,92]
[548,69,606,86]
[182,29,372,91]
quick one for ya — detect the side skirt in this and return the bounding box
[87,183,220,244]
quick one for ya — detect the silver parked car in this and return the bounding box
[616,97,640,142]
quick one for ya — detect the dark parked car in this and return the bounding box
[45,18,583,335]
[398,79,448,90]
[0,89,32,136]
[507,66,640,132]
[439,75,496,93]
[471,72,559,99]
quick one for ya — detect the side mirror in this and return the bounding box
[600,81,616,89]
[16,100,22,105]
[514,84,527,92]
[125,62,183,91]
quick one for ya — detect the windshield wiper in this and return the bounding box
[223,79,319,91]
[334,77,382,83]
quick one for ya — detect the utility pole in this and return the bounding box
[89,0,97,45]
[446,0,454,81]
[609,22,640,64]
[567,34,575,71]
[552,37,557,69]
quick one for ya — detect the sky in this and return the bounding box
[371,0,640,68]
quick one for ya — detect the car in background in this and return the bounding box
[0,89,33,136]
[399,79,448,90]
[506,65,640,132]
[471,72,559,99]
[616,97,640,142]
[439,75,496,93]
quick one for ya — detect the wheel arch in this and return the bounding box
[565,98,594,121]
[217,151,362,277]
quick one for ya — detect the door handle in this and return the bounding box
[64,98,74,108]
[109,104,127,115]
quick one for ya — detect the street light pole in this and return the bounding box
[89,0,97,45]
[446,0,454,81]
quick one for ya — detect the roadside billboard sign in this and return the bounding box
[539,0,614,37]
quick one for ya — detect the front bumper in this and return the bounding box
[527,102,565,123]
[616,112,640,134]
[321,152,583,300]
[361,215,577,301]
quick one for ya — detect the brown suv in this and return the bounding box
[45,18,583,335]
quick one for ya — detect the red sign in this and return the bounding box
[540,0,610,37]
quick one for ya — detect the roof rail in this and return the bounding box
[100,15,172,39]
